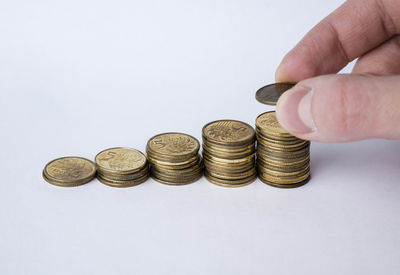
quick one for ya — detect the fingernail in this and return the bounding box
[276,86,316,133]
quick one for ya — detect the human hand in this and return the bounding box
[275,0,400,142]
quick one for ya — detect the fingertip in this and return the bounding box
[274,61,286,83]
[276,85,315,135]
[275,48,318,83]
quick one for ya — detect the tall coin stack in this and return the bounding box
[256,111,310,188]
[202,120,257,187]
[146,132,203,185]
[95,147,150,187]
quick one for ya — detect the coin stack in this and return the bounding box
[95,147,149,187]
[146,132,203,185]
[202,120,257,187]
[43,157,96,187]
[256,111,310,188]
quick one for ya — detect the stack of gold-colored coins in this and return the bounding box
[202,120,257,187]
[256,111,310,188]
[146,132,203,185]
[43,157,96,187]
[95,147,149,187]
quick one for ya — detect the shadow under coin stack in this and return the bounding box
[146,133,203,185]
[256,111,310,188]
[95,147,149,187]
[202,120,257,187]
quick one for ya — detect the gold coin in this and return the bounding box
[207,167,256,180]
[202,143,255,159]
[255,111,292,138]
[152,172,202,185]
[97,166,149,181]
[203,151,255,164]
[147,149,199,163]
[95,147,147,175]
[151,160,203,176]
[43,157,96,187]
[257,139,308,150]
[258,170,310,182]
[257,155,310,166]
[151,171,203,184]
[259,165,310,177]
[256,132,307,146]
[147,154,200,169]
[146,132,200,160]
[257,142,310,154]
[203,158,255,172]
[98,172,149,188]
[202,140,256,153]
[204,159,255,174]
[255,129,300,142]
[205,172,256,187]
[202,120,255,147]
[259,175,310,188]
[151,169,203,181]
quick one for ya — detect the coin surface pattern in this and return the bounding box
[147,133,199,156]
[203,120,254,145]
[95,148,147,173]
[255,83,295,105]
[43,157,96,185]
[256,111,289,136]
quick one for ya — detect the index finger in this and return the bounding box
[275,0,400,82]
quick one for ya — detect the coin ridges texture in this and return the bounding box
[202,120,256,187]
[255,111,310,188]
[43,157,96,187]
[255,82,295,106]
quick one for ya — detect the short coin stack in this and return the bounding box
[95,147,149,187]
[202,120,257,187]
[43,157,96,187]
[146,132,203,185]
[256,111,310,188]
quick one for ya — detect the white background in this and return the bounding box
[1,0,400,274]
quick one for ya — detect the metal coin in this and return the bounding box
[152,172,202,185]
[147,154,200,170]
[43,157,96,187]
[202,120,255,147]
[97,166,149,181]
[98,172,149,188]
[205,172,256,187]
[95,147,148,175]
[255,111,292,138]
[255,82,295,105]
[207,167,256,180]
[146,132,200,160]
[259,175,310,188]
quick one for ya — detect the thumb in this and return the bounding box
[276,74,400,142]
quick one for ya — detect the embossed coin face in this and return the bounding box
[202,120,255,146]
[255,83,295,105]
[95,148,147,174]
[256,111,291,137]
[43,157,96,187]
[147,133,200,157]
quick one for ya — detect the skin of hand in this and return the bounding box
[275,0,400,142]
